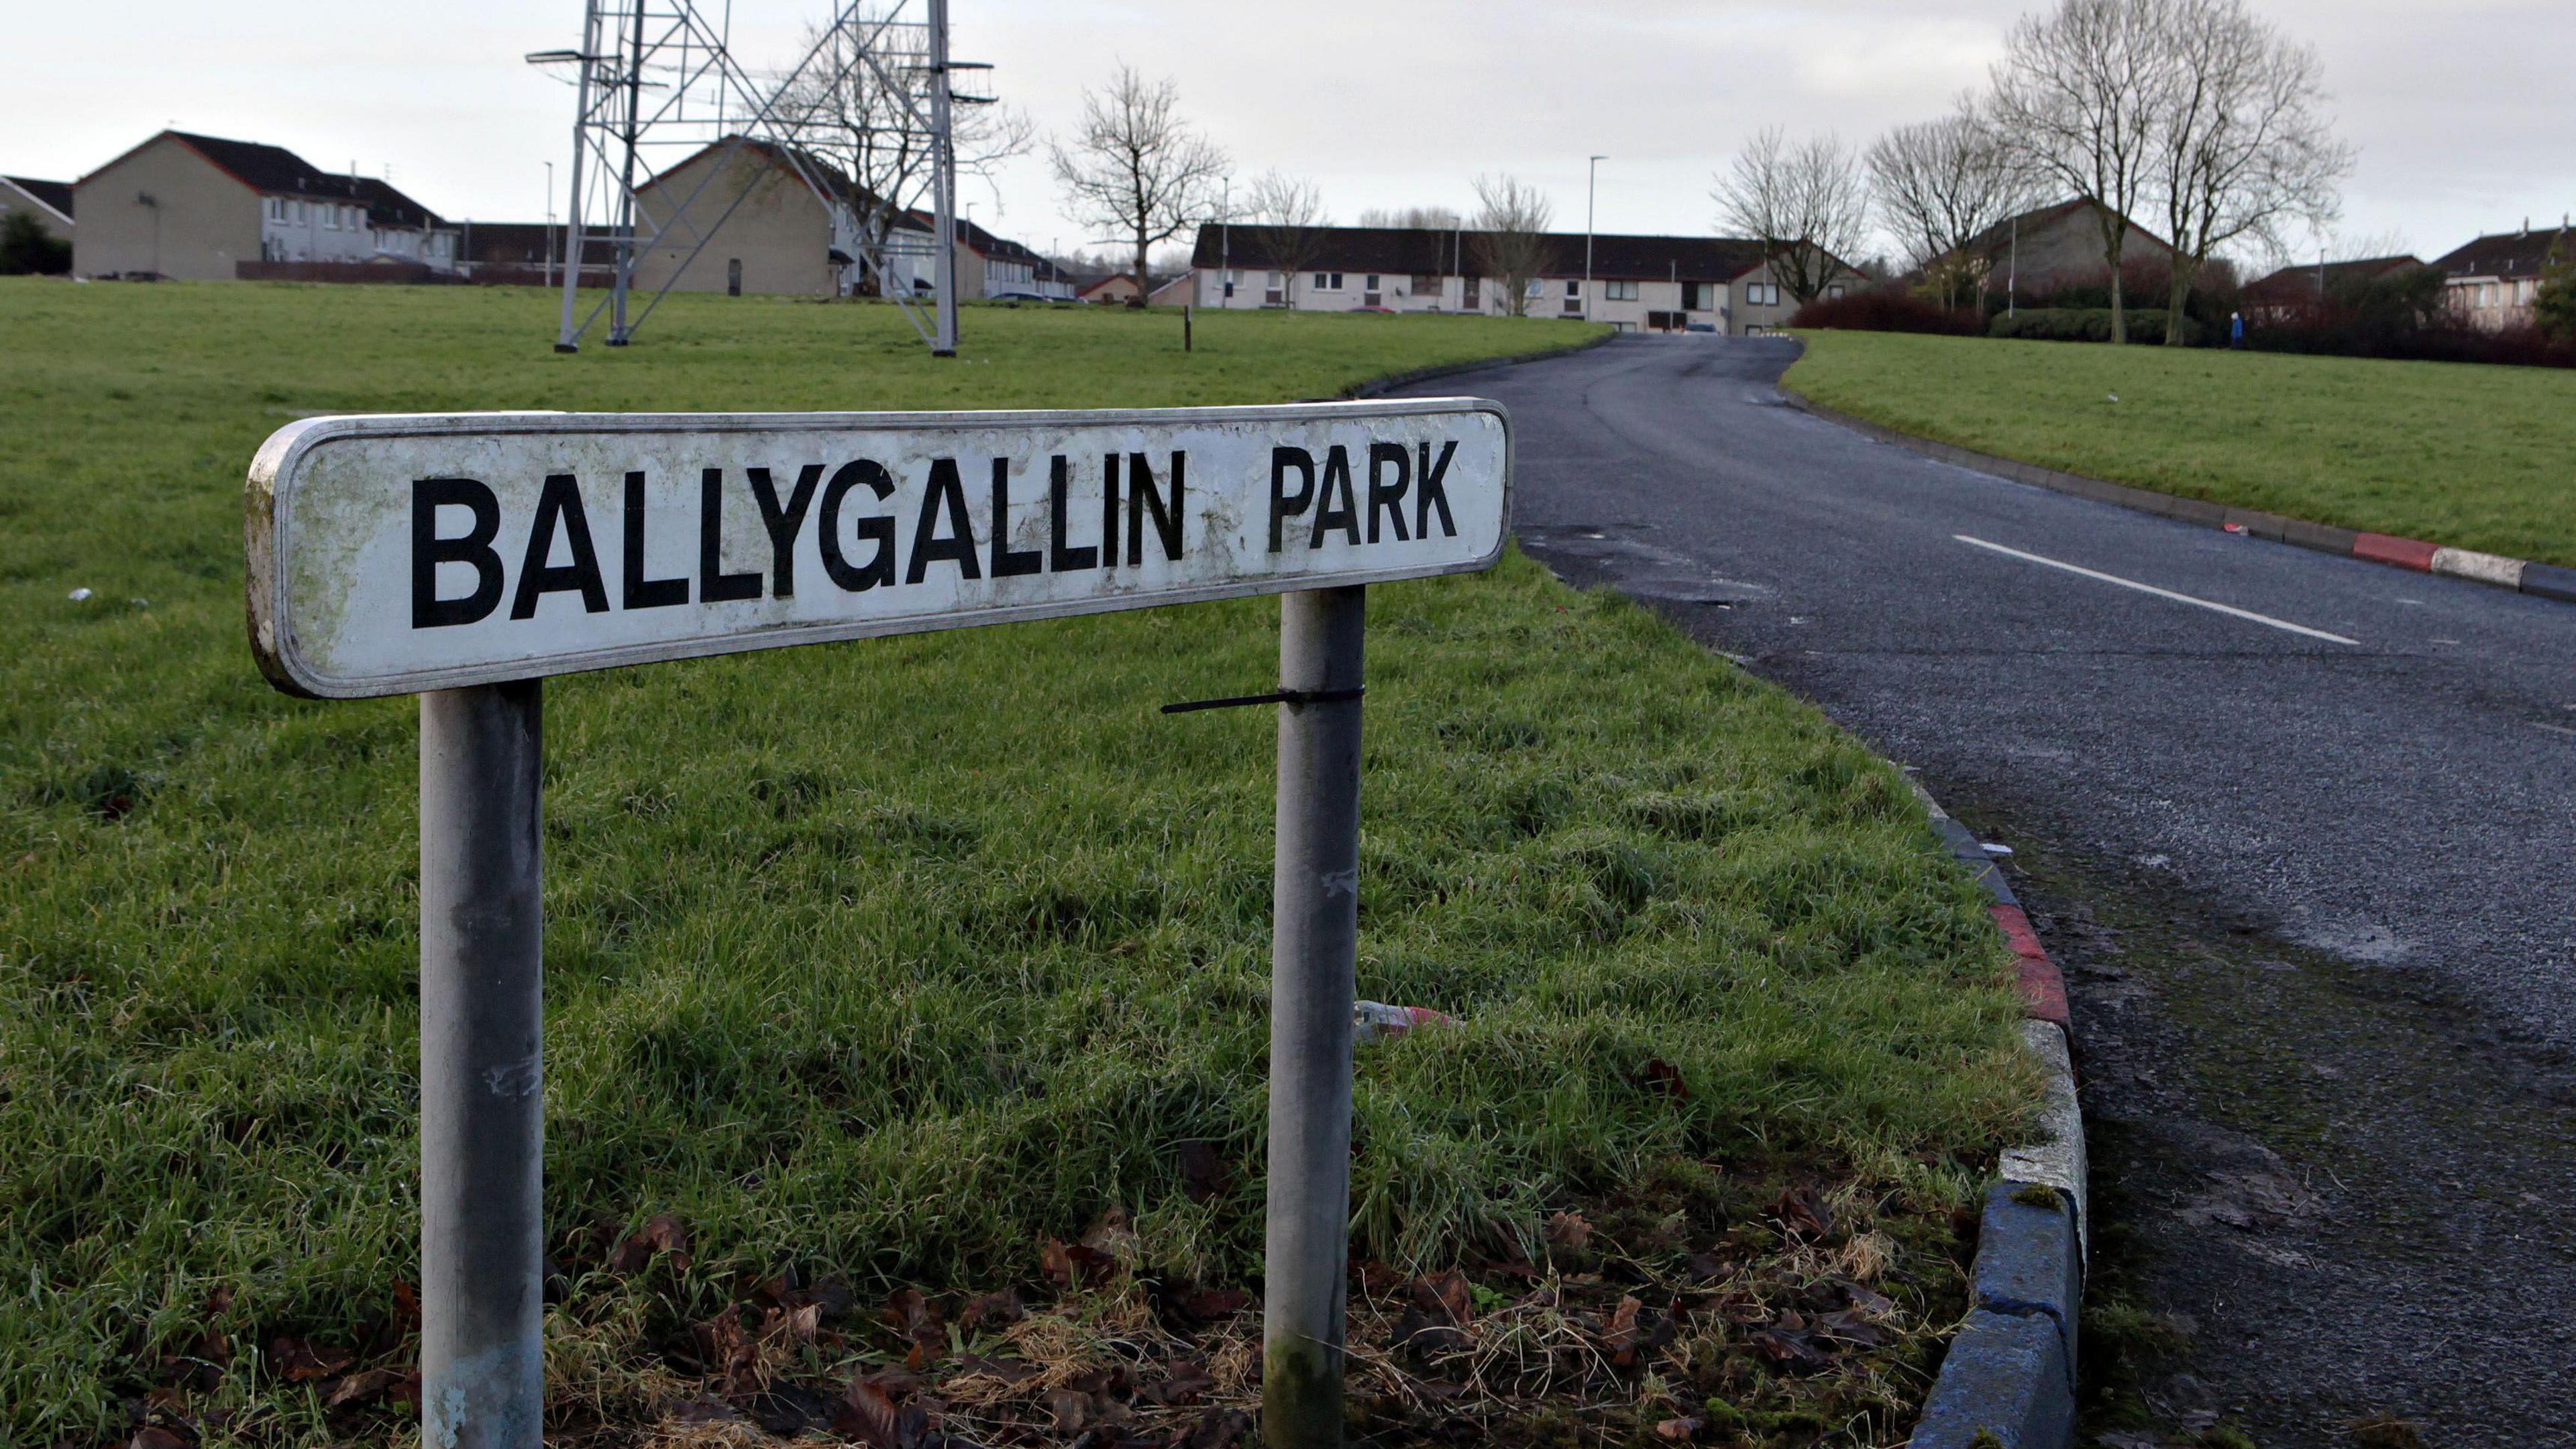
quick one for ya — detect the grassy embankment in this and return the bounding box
[1784,329,2576,568]
[1,282,2032,1446]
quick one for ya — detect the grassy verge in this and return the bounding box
[1783,329,2576,568]
[2,281,2029,1446]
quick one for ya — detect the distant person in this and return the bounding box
[2230,310,2245,349]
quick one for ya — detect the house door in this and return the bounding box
[1462,276,1481,311]
[727,258,742,297]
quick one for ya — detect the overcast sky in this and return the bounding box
[7,0,2569,269]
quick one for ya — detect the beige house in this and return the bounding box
[2432,223,2569,331]
[1955,199,2175,305]
[1,176,74,244]
[72,129,453,280]
[631,138,963,299]
[1186,225,1854,335]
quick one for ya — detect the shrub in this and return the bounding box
[2536,243,2576,343]
[1988,307,2199,346]
[1788,289,1984,336]
[0,211,70,276]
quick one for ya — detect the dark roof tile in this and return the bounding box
[3,176,73,219]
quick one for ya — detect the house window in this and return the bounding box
[1745,282,1781,307]
[1681,281,1709,310]
[1364,274,1380,291]
[1827,283,1847,299]
[1524,278,1544,299]
[1410,273,1442,294]
[1564,279,1581,298]
[1314,271,1343,290]
[1605,279,1638,301]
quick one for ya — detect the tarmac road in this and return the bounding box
[1399,335,2576,1446]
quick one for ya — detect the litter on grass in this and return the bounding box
[1354,1001,1454,1044]
[68,588,92,602]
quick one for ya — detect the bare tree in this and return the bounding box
[1048,66,1229,303]
[1868,108,2033,309]
[1355,205,1463,229]
[2149,0,2352,343]
[1468,174,1554,317]
[1247,170,1330,309]
[1988,0,2181,343]
[768,8,1029,293]
[1711,127,1871,306]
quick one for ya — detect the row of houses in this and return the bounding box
[1181,226,1847,334]
[8,128,1078,301]
[1927,195,2569,334]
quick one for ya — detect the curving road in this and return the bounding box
[1399,336,2576,1447]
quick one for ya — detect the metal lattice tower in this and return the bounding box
[530,0,967,354]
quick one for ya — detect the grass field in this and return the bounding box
[1783,329,2576,568]
[1,281,2031,1446]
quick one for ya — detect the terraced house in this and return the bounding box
[70,129,455,281]
[1185,225,1857,335]
[2432,221,2571,331]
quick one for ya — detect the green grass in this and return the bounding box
[1783,329,2576,568]
[0,280,2031,1444]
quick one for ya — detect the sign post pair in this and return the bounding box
[250,400,1509,1448]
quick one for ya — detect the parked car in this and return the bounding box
[988,290,1059,304]
[1352,305,1397,315]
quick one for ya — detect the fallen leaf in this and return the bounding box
[1815,1307,1890,1346]
[1605,1295,1643,1352]
[610,1213,692,1274]
[324,1368,405,1411]
[1410,1269,1474,1325]
[1639,1058,1690,1099]
[390,1281,421,1332]
[1081,1205,1136,1258]
[1654,1417,1703,1442]
[1138,1359,1216,1407]
[882,1287,938,1334]
[1046,1386,1097,1433]
[1770,1187,1832,1240]
[1181,1407,1256,1449]
[1546,1211,1593,1252]
[833,1379,903,1448]
[269,1337,354,1383]
[1750,1324,1834,1375]
[962,1288,1024,1330]
[1832,1279,1895,1316]
[1176,1140,1231,1203]
[1179,1287,1250,1323]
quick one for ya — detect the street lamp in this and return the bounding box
[1585,155,1606,321]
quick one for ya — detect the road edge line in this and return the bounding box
[1776,387,2565,610]
[1908,779,2088,1449]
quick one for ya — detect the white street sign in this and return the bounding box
[248,400,1509,698]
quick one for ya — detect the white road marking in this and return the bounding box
[1953,535,2361,645]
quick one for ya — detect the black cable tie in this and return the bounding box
[1161,686,1365,715]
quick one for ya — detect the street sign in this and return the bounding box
[248,397,1509,1449]
[248,400,1509,699]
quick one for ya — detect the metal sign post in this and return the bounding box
[246,400,1509,1448]
[418,682,546,1449]
[1263,586,1365,1448]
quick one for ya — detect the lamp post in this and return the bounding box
[1585,154,1605,321]
[543,162,555,289]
